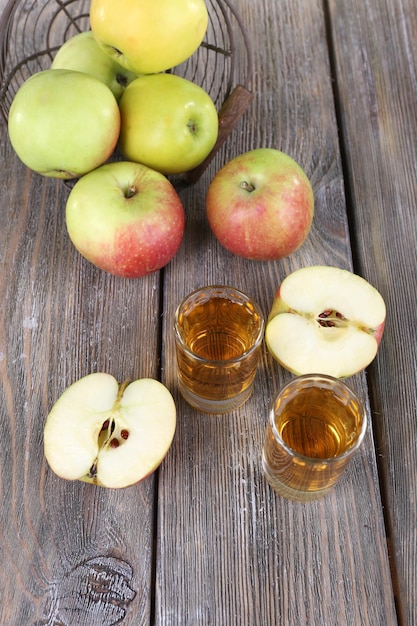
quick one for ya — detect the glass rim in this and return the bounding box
[174,284,265,366]
[269,373,368,464]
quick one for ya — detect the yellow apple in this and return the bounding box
[118,73,218,175]
[51,31,138,101]
[8,69,120,179]
[90,0,209,75]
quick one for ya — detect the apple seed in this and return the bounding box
[317,309,347,328]
[110,438,120,449]
[100,419,110,432]
[121,430,129,440]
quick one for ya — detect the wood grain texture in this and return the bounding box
[1,0,413,623]
[327,0,417,623]
[0,149,160,624]
[157,1,397,624]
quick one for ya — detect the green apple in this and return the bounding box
[265,266,386,377]
[65,161,185,278]
[118,73,218,175]
[90,0,208,75]
[8,69,120,179]
[51,30,138,101]
[206,148,314,260]
[44,373,176,488]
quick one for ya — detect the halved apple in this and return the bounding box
[44,373,176,488]
[265,266,386,377]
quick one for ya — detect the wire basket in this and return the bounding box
[0,0,253,183]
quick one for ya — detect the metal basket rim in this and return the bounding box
[0,0,253,108]
[0,0,254,183]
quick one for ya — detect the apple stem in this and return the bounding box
[111,46,123,58]
[117,380,131,399]
[125,185,137,199]
[187,120,197,134]
[88,459,98,482]
[240,180,256,193]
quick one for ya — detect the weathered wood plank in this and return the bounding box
[2,0,414,622]
[327,0,417,623]
[157,0,397,624]
[0,0,166,622]
[0,106,159,626]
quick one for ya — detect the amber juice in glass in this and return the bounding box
[174,286,264,413]
[262,374,366,502]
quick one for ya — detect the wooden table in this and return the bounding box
[0,0,416,624]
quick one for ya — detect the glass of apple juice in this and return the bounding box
[262,374,367,502]
[174,286,264,413]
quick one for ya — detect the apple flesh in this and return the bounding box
[118,73,218,175]
[44,373,176,488]
[65,161,185,278]
[90,0,208,75]
[7,69,120,179]
[206,148,314,260]
[265,266,386,377]
[51,30,138,101]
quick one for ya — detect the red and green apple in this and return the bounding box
[206,148,314,260]
[65,161,186,278]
